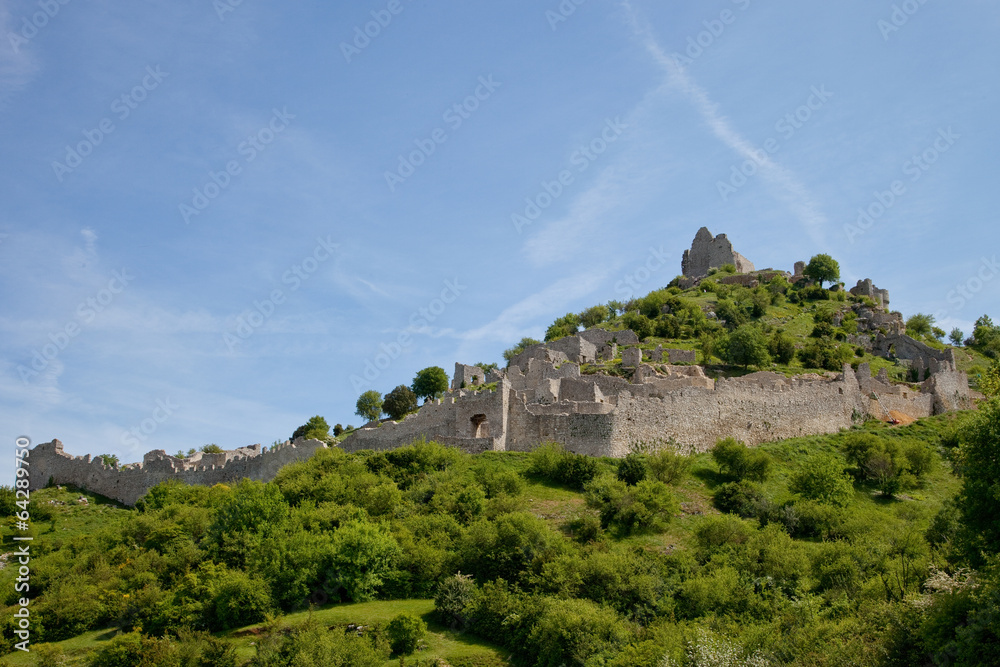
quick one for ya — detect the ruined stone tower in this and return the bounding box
[681,227,755,279]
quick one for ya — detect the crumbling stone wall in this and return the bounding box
[681,227,755,278]
[452,363,486,390]
[28,438,328,506]
[850,279,890,309]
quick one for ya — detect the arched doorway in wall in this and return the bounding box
[471,414,489,438]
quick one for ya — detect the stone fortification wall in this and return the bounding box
[341,382,509,454]
[28,438,328,506]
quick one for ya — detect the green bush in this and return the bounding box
[434,573,477,630]
[585,475,678,534]
[291,415,329,442]
[385,612,427,655]
[383,385,418,420]
[527,597,630,667]
[647,448,691,485]
[88,632,179,667]
[329,520,401,601]
[527,442,600,490]
[622,311,654,340]
[617,453,648,486]
[712,438,771,482]
[713,481,768,518]
[789,453,855,507]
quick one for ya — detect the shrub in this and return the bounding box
[725,324,771,368]
[711,438,771,482]
[329,520,401,601]
[769,331,796,364]
[206,568,273,631]
[527,442,599,489]
[713,481,768,518]
[648,448,691,485]
[88,632,179,667]
[622,311,654,340]
[585,475,679,534]
[527,597,630,667]
[503,337,542,363]
[617,453,648,486]
[579,304,610,328]
[434,573,477,630]
[789,453,854,507]
[385,612,427,655]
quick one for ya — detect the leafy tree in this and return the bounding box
[201,444,224,454]
[355,390,383,423]
[950,328,964,346]
[725,325,771,369]
[621,311,653,341]
[382,385,418,421]
[329,520,401,601]
[503,337,542,363]
[906,313,935,338]
[96,453,119,467]
[712,438,771,482]
[292,415,330,442]
[769,330,796,364]
[804,253,840,287]
[956,398,1000,564]
[585,475,679,534]
[579,304,610,328]
[332,423,344,437]
[385,612,427,655]
[789,453,854,507]
[411,366,449,401]
[545,313,581,341]
[606,300,626,317]
[208,479,290,568]
[714,299,749,330]
[87,631,180,667]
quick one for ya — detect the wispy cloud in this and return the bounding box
[0,3,39,106]
[622,1,828,245]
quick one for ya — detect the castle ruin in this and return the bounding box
[681,227,756,278]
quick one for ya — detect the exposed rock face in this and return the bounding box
[681,227,755,278]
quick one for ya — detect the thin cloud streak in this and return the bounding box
[622,1,828,245]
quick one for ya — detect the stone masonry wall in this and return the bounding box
[27,438,329,506]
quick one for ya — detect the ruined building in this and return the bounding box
[681,226,756,278]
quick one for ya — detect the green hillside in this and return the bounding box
[2,406,999,666]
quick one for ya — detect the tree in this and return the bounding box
[503,337,542,364]
[956,398,1000,564]
[769,330,796,364]
[291,415,329,442]
[725,325,771,369]
[621,311,653,340]
[905,313,935,338]
[201,444,224,454]
[950,328,964,346]
[96,454,119,467]
[329,520,401,602]
[355,390,383,422]
[804,254,840,287]
[579,304,610,328]
[545,312,581,341]
[712,438,771,482]
[383,385,418,421]
[412,366,449,401]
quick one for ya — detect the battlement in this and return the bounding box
[28,437,328,506]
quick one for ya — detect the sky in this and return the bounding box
[1,0,998,483]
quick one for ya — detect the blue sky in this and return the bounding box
[2,0,997,482]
